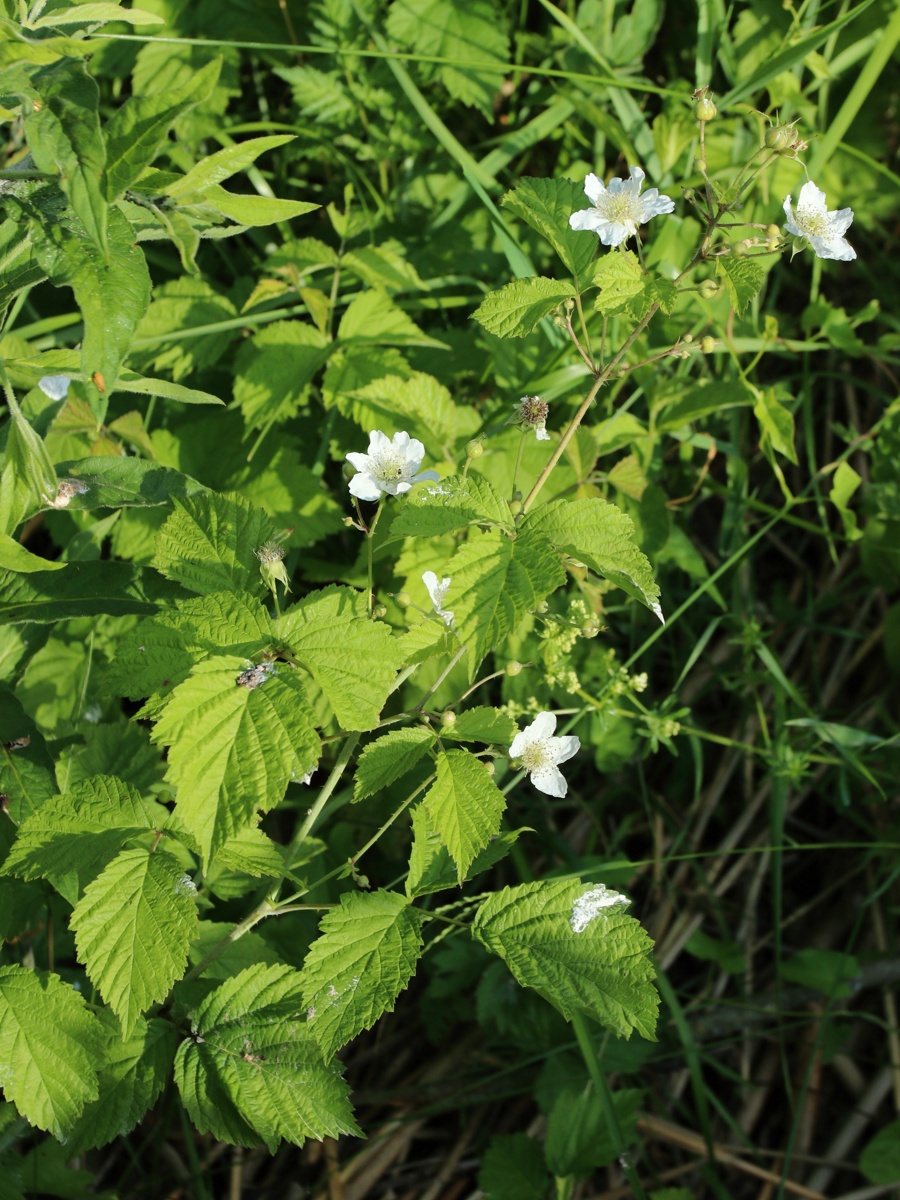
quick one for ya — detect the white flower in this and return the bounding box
[514,395,550,441]
[570,884,630,933]
[569,165,675,247]
[509,711,580,798]
[783,180,855,261]
[422,570,454,627]
[38,375,71,401]
[346,430,439,502]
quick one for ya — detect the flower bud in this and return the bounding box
[767,237,780,253]
[535,600,550,615]
[698,279,719,299]
[701,336,716,354]
[465,438,484,459]
[255,541,290,596]
[482,760,495,776]
[372,603,387,619]
[505,660,524,676]
[732,240,749,258]
[580,619,600,638]
[395,591,411,608]
[694,96,717,122]
[683,333,693,344]
[441,710,456,728]
[765,123,795,153]
[765,224,780,242]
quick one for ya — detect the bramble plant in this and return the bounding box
[0,1,892,1195]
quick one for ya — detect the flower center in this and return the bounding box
[521,741,550,773]
[599,193,640,225]
[796,205,827,237]
[373,452,407,482]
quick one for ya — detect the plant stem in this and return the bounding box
[366,497,385,613]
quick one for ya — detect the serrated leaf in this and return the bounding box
[442,705,518,744]
[472,277,575,338]
[232,321,330,431]
[64,1014,176,1154]
[350,371,469,452]
[628,277,679,319]
[212,827,284,878]
[275,586,401,731]
[443,528,566,674]
[502,178,596,278]
[152,492,275,596]
[174,963,360,1150]
[0,561,179,625]
[0,964,105,1138]
[103,58,220,201]
[545,1085,642,1176]
[406,801,521,898]
[25,57,106,252]
[397,619,456,665]
[478,1133,549,1200]
[72,847,198,1035]
[163,135,295,199]
[472,879,659,1039]
[424,749,506,879]
[592,250,645,314]
[152,656,320,863]
[386,473,513,543]
[337,288,442,348]
[524,498,661,621]
[717,255,766,316]
[302,891,424,1061]
[353,727,435,802]
[1,774,166,904]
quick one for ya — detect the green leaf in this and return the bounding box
[276,586,402,731]
[654,380,754,433]
[478,1133,549,1200]
[163,135,295,199]
[25,57,106,252]
[443,528,566,673]
[212,827,284,879]
[348,371,473,451]
[471,276,575,338]
[424,749,506,880]
[545,1085,642,1177]
[152,492,275,596]
[1,774,166,904]
[0,531,66,573]
[472,879,659,1039]
[591,250,645,315]
[152,655,320,863]
[337,288,442,348]
[64,1015,176,1153]
[524,498,662,621]
[30,205,151,419]
[174,963,360,1150]
[32,3,164,26]
[232,321,331,431]
[103,60,220,201]
[0,561,181,625]
[198,187,318,226]
[717,255,766,316]
[0,217,46,324]
[861,1121,900,1185]
[0,396,57,535]
[49,455,206,511]
[442,705,518,744]
[502,177,596,278]
[302,890,424,1061]
[406,801,521,898]
[386,473,514,543]
[0,964,105,1138]
[829,460,863,540]
[353,727,435,802]
[72,846,198,1035]
[628,276,679,319]
[754,387,797,464]
[0,684,56,822]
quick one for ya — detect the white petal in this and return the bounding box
[569,208,604,233]
[535,428,550,441]
[797,180,827,212]
[530,764,568,797]
[606,176,625,194]
[38,375,71,401]
[583,172,607,204]
[528,711,557,740]
[393,430,412,452]
[411,469,440,485]
[622,165,645,194]
[782,195,799,235]
[348,473,382,501]
[598,220,633,246]
[509,730,532,758]
[811,234,856,262]
[829,207,854,236]
[404,436,426,465]
[639,193,675,220]
[550,734,580,765]
[369,429,391,452]
[345,452,371,472]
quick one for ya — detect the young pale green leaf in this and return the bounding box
[32,3,163,26]
[591,251,645,315]
[349,371,475,451]
[152,656,320,863]
[0,964,105,1138]
[0,774,167,904]
[628,277,679,320]
[64,1014,176,1154]
[441,705,517,744]
[163,135,295,199]
[754,388,798,464]
[31,206,151,419]
[523,498,662,622]
[24,57,107,252]
[116,369,225,406]
[717,255,766,316]
[197,187,319,226]
[0,685,56,822]
[152,492,275,596]
[72,846,198,1035]
[424,749,506,879]
[444,527,566,673]
[302,890,424,1061]
[0,561,180,625]
[829,460,863,540]
[386,473,513,543]
[276,586,402,730]
[0,397,57,535]
[471,276,575,338]
[406,801,522,898]
[502,178,596,278]
[174,963,360,1150]
[233,321,331,431]
[104,61,220,201]
[353,727,435,802]
[337,288,444,349]
[398,619,456,666]
[0,531,66,574]
[472,879,659,1040]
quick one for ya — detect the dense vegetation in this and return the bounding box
[1,0,899,1197]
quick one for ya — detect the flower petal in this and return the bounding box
[528,711,557,740]
[345,452,371,472]
[38,375,71,401]
[369,429,391,452]
[598,220,633,246]
[530,763,567,797]
[829,207,854,236]
[582,172,607,204]
[411,469,440,485]
[509,730,531,758]
[348,474,382,502]
[797,180,827,212]
[569,208,604,233]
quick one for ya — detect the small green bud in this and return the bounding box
[694,96,717,122]
[466,438,484,459]
[765,224,780,242]
[505,660,524,676]
[441,710,456,728]
[683,333,694,344]
[580,619,600,638]
[510,498,524,517]
[372,603,387,619]
[698,279,719,300]
[732,240,749,258]
[482,760,495,776]
[767,237,779,253]
[765,123,795,153]
[395,591,411,608]
[535,600,550,615]
[683,187,696,204]
[255,541,290,596]
[701,335,716,354]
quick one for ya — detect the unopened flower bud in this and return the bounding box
[701,336,716,354]
[683,187,696,204]
[732,240,749,258]
[395,591,411,608]
[766,224,780,241]
[683,333,693,344]
[580,619,600,637]
[441,710,456,728]
[765,123,796,153]
[698,279,719,299]
[466,438,484,459]
[482,760,495,775]
[767,237,780,253]
[372,603,387,619]
[505,660,524,676]
[535,600,550,615]
[694,96,717,122]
